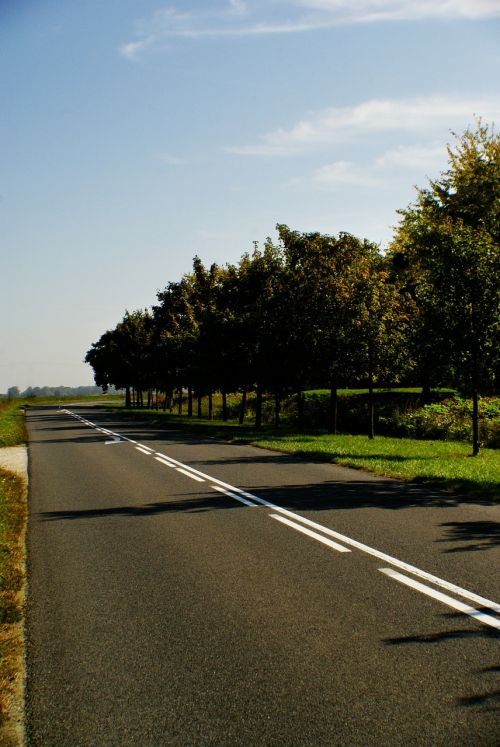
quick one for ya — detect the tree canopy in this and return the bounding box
[86,121,499,451]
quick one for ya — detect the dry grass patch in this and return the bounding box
[0,467,27,745]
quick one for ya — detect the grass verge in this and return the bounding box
[0,467,27,743]
[0,402,28,449]
[104,407,499,500]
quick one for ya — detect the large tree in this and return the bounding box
[391,121,500,454]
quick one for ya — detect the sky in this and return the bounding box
[1,0,499,393]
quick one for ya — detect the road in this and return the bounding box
[25,405,499,746]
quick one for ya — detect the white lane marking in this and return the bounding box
[212,485,257,507]
[155,456,176,468]
[137,444,153,453]
[105,437,122,444]
[155,452,179,465]
[271,514,351,553]
[261,517,500,615]
[380,568,500,632]
[136,446,152,455]
[176,467,205,482]
[60,408,500,625]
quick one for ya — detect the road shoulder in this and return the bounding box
[0,446,28,747]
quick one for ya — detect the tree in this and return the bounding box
[85,309,155,407]
[391,121,500,454]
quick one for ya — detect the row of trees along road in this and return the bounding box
[86,122,499,454]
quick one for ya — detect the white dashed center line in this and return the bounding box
[60,408,500,631]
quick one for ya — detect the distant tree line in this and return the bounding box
[6,385,122,399]
[86,123,499,454]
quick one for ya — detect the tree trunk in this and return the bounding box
[165,388,173,412]
[208,389,213,420]
[255,384,262,429]
[178,386,183,415]
[125,386,131,408]
[329,382,338,435]
[297,386,304,432]
[421,375,432,404]
[197,393,202,418]
[274,390,281,427]
[472,388,479,456]
[368,350,375,439]
[222,390,227,421]
[239,388,247,425]
[188,387,193,417]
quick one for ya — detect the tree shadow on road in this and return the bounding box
[37,493,248,521]
[437,521,500,553]
[383,611,499,713]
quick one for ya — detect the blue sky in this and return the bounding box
[1,0,499,392]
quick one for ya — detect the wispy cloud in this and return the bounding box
[158,152,187,166]
[120,1,500,58]
[314,161,379,185]
[313,143,448,188]
[375,143,446,169]
[298,0,500,23]
[228,0,248,15]
[226,94,500,156]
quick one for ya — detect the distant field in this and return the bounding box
[0,395,124,447]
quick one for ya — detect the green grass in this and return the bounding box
[0,395,125,448]
[104,405,499,500]
[249,432,500,500]
[0,402,28,448]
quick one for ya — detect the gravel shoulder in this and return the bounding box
[0,447,28,480]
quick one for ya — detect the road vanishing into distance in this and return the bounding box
[25,405,499,746]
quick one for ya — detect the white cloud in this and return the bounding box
[119,1,500,58]
[313,143,448,190]
[229,0,248,15]
[375,143,446,169]
[158,152,187,166]
[298,0,500,22]
[226,94,500,156]
[119,39,152,60]
[315,161,379,185]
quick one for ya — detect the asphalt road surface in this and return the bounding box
[25,405,499,746]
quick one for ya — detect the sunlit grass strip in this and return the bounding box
[0,467,27,736]
[248,433,500,500]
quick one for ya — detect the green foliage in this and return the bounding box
[391,121,500,452]
[391,122,500,394]
[395,396,500,447]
